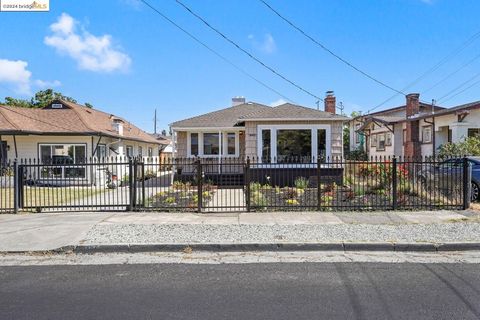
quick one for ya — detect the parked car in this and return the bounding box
[417,157,480,201]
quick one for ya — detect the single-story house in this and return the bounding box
[170,93,349,184]
[0,99,161,184]
[350,93,480,158]
[151,133,174,163]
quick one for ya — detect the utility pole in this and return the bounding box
[154,109,157,134]
[338,102,345,116]
[315,100,320,110]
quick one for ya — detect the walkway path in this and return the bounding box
[0,210,479,252]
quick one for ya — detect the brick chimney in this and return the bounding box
[324,91,336,114]
[404,93,421,158]
[406,93,420,117]
[232,96,246,107]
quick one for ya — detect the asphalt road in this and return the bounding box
[1,263,479,320]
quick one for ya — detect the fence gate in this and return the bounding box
[17,159,132,212]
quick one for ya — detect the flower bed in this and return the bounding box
[147,181,216,210]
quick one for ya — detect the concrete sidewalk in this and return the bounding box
[0,210,479,253]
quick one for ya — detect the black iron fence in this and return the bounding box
[0,156,471,213]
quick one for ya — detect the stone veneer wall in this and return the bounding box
[244,120,344,159]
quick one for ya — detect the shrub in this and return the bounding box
[283,187,298,200]
[438,136,480,157]
[164,196,176,204]
[294,177,308,189]
[250,182,262,192]
[251,190,268,207]
[346,149,368,161]
[285,199,299,205]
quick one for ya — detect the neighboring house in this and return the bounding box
[349,96,445,158]
[351,93,480,158]
[151,133,173,162]
[0,99,160,184]
[170,93,349,183]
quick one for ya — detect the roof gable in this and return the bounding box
[171,101,349,129]
[0,100,159,144]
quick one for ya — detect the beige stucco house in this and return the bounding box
[170,93,349,168]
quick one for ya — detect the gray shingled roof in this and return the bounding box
[171,102,349,129]
[170,102,271,128]
[240,103,349,121]
[415,100,480,119]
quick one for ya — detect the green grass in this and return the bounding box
[1,186,105,211]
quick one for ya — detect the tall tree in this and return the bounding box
[2,89,77,108]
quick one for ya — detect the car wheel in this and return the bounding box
[471,182,479,202]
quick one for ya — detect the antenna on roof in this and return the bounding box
[315,100,320,110]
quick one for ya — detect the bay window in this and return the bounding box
[203,133,220,155]
[277,129,311,163]
[188,132,239,157]
[261,129,271,163]
[226,133,236,155]
[190,133,198,156]
[257,125,330,163]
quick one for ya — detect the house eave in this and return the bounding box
[239,117,350,122]
[171,126,244,131]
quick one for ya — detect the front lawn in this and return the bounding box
[0,186,105,211]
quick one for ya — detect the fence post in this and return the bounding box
[141,161,146,208]
[13,160,18,214]
[317,157,321,211]
[392,156,397,210]
[463,157,470,210]
[245,157,251,212]
[196,159,203,213]
[128,158,134,211]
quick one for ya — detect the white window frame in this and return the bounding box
[187,131,240,157]
[38,143,88,180]
[422,126,432,143]
[256,124,331,164]
[147,147,153,157]
[138,146,143,157]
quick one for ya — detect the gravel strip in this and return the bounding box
[84,223,480,244]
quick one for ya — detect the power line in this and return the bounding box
[422,51,480,94]
[439,78,480,104]
[173,0,323,101]
[258,0,404,96]
[368,29,480,113]
[436,70,480,103]
[139,0,294,103]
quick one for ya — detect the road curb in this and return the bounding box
[2,242,480,255]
